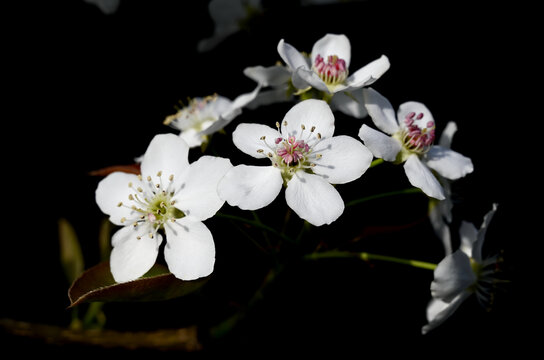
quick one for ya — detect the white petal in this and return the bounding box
[173,156,232,221]
[438,121,457,148]
[164,218,215,281]
[246,87,293,110]
[421,292,471,334]
[311,33,351,69]
[110,225,162,283]
[140,134,190,186]
[428,199,453,255]
[358,124,402,162]
[425,146,474,180]
[430,250,477,302]
[473,203,498,262]
[459,220,478,258]
[403,155,445,200]
[281,99,335,141]
[329,90,368,119]
[180,128,206,148]
[293,67,330,92]
[200,85,263,136]
[243,65,292,87]
[217,165,283,210]
[285,171,344,226]
[232,123,281,159]
[340,55,390,91]
[397,101,434,127]
[363,88,399,134]
[96,172,140,226]
[312,135,373,184]
[277,39,310,71]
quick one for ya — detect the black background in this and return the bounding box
[3,0,535,356]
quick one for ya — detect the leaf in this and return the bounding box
[68,262,209,307]
[58,218,85,284]
[88,163,141,176]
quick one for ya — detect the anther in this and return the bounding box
[117,202,123,207]
[147,176,152,182]
[301,124,306,130]
[137,175,142,181]
[260,136,266,140]
[120,217,126,223]
[169,174,174,182]
[128,194,134,201]
[257,149,264,153]
[137,187,143,192]
[128,182,133,188]
[283,121,288,126]
[317,133,322,139]
[157,171,162,177]
[310,126,316,132]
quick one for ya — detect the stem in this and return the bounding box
[305,250,437,271]
[346,187,422,207]
[369,158,384,168]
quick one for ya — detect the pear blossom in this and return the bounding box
[95,134,232,282]
[422,203,500,334]
[164,87,260,148]
[217,99,373,226]
[243,63,294,109]
[358,88,473,200]
[277,33,389,118]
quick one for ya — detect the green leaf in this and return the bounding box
[58,218,84,284]
[68,262,209,307]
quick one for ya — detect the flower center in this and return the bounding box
[117,171,185,239]
[163,94,218,131]
[256,121,324,184]
[312,54,348,86]
[393,111,435,162]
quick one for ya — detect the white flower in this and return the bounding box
[217,99,373,226]
[95,134,232,282]
[422,203,500,334]
[164,88,260,148]
[358,87,474,200]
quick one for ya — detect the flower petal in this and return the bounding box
[311,33,351,69]
[363,87,399,135]
[421,292,471,334]
[459,220,478,258]
[246,87,293,110]
[312,135,373,184]
[232,123,282,159]
[403,155,445,200]
[472,203,498,263]
[293,67,330,92]
[201,85,263,136]
[397,101,434,127]
[244,65,292,87]
[173,156,232,221]
[425,146,474,180]
[96,172,140,226]
[140,134,190,185]
[110,225,162,283]
[180,128,206,148]
[330,90,368,119]
[430,250,477,302]
[438,121,457,148]
[277,39,310,71]
[358,124,402,162]
[164,218,215,281]
[281,99,335,141]
[285,171,344,226]
[217,165,283,210]
[340,55,390,91]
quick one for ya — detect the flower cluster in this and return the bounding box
[92,32,501,336]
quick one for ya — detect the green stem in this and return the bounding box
[305,250,437,271]
[369,158,384,168]
[346,187,422,207]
